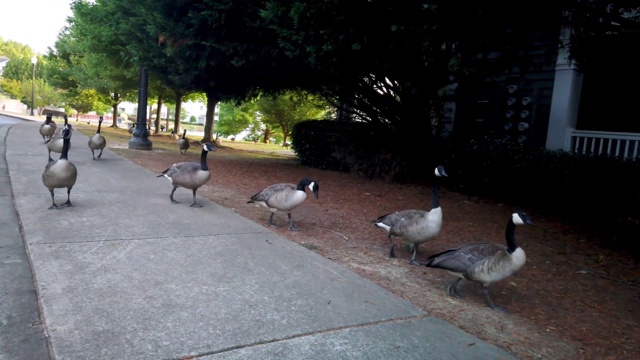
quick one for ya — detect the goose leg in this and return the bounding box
[409,244,420,265]
[47,189,60,210]
[91,149,96,160]
[267,212,279,227]
[98,148,104,159]
[48,150,54,163]
[287,212,299,231]
[190,189,202,208]
[62,188,74,207]
[446,278,463,298]
[388,234,396,258]
[170,186,180,204]
[482,286,508,312]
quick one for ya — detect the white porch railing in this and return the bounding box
[569,130,640,160]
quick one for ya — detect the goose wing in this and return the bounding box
[249,183,295,202]
[160,162,200,177]
[424,243,506,273]
[374,209,426,227]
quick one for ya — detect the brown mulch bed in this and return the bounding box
[90,125,640,360]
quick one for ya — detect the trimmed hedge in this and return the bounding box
[291,119,436,181]
[448,136,640,253]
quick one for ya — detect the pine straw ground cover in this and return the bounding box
[79,123,640,360]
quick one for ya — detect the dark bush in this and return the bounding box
[449,135,640,255]
[291,120,427,180]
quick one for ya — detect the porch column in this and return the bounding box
[546,25,583,151]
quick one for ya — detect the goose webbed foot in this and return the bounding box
[409,259,421,266]
[446,278,463,298]
[267,213,279,227]
[48,204,61,210]
[287,213,299,231]
[189,190,202,207]
[170,187,179,204]
[483,287,508,312]
[62,201,74,207]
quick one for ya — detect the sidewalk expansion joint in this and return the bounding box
[167,314,430,360]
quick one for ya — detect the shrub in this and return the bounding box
[449,135,640,254]
[292,120,416,180]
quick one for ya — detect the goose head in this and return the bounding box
[512,212,533,226]
[98,116,103,123]
[299,178,319,199]
[202,143,216,152]
[434,165,448,177]
[62,127,72,140]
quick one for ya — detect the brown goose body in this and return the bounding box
[88,117,106,160]
[424,212,532,312]
[158,143,215,207]
[374,166,447,265]
[39,114,57,143]
[42,127,77,209]
[178,129,190,155]
[248,178,319,231]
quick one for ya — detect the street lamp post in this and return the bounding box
[30,56,37,116]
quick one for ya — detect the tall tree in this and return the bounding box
[256,91,329,145]
[216,100,257,139]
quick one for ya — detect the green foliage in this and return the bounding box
[189,115,196,123]
[448,136,640,249]
[256,90,330,144]
[0,78,22,98]
[67,89,106,116]
[292,120,418,180]
[18,78,61,110]
[217,101,257,138]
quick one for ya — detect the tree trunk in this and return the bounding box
[202,90,219,143]
[147,105,153,129]
[165,107,171,132]
[263,126,271,143]
[154,95,162,135]
[174,91,183,136]
[110,93,120,127]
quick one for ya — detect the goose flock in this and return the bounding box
[38,116,532,312]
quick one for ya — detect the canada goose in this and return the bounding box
[423,212,533,312]
[39,113,57,143]
[128,123,135,135]
[178,129,190,155]
[47,115,71,162]
[157,142,216,207]
[42,127,77,209]
[247,178,319,231]
[374,166,447,265]
[88,116,107,160]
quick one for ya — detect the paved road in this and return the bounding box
[0,115,51,360]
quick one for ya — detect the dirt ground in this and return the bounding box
[94,126,639,360]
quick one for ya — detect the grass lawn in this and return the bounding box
[75,123,293,157]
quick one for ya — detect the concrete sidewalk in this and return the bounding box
[4,120,517,360]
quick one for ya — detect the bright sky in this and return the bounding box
[0,0,74,54]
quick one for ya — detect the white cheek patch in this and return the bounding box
[512,213,524,225]
[308,182,315,192]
